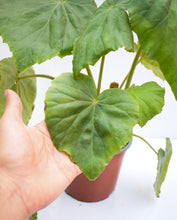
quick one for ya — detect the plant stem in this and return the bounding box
[86,66,96,88]
[86,66,94,80]
[120,72,129,89]
[97,56,105,96]
[133,134,158,155]
[18,74,54,80]
[125,46,142,89]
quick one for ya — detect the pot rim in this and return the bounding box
[117,139,132,155]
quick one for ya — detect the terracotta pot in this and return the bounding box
[65,141,132,202]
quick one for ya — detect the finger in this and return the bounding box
[3,89,23,122]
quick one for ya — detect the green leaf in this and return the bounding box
[0,0,97,71]
[0,58,36,124]
[45,73,139,180]
[153,138,172,197]
[127,82,165,127]
[140,56,165,81]
[73,0,134,76]
[29,212,37,220]
[128,0,177,99]
[16,68,36,124]
[0,58,17,117]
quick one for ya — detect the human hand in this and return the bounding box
[0,90,81,220]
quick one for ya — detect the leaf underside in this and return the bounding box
[45,73,139,180]
[154,138,172,197]
[73,0,134,76]
[140,55,165,81]
[0,58,36,124]
[127,82,165,127]
[128,0,177,100]
[0,0,97,71]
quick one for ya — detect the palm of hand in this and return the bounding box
[0,90,81,216]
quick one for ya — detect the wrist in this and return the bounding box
[0,172,29,220]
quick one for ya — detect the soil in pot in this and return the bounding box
[65,141,132,202]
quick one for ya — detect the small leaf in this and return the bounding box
[153,138,172,198]
[128,0,177,99]
[127,82,165,127]
[29,212,37,220]
[73,0,134,76]
[45,73,139,180]
[141,56,165,81]
[0,0,97,71]
[0,58,36,124]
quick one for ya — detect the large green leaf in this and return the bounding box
[0,0,97,71]
[127,82,165,127]
[45,73,139,180]
[73,0,134,76]
[0,58,36,124]
[154,138,172,197]
[29,212,37,220]
[128,0,177,99]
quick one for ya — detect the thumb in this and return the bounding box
[3,89,23,122]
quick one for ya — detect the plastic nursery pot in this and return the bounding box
[65,141,132,202]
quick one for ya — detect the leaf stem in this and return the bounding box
[133,134,158,155]
[97,56,105,96]
[125,46,142,89]
[86,66,96,88]
[86,66,94,80]
[120,72,129,89]
[18,74,54,80]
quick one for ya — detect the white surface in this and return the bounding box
[38,138,177,220]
